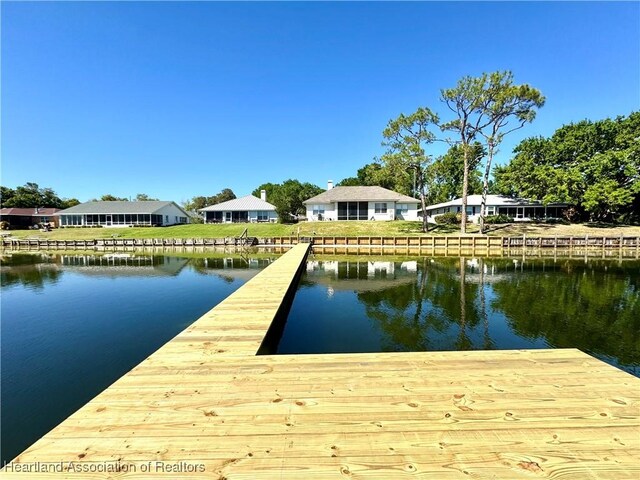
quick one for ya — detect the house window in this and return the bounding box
[375,203,387,214]
[62,215,83,226]
[165,215,169,223]
[487,206,495,215]
[337,202,368,220]
[257,211,269,221]
[395,204,409,218]
[498,207,518,217]
[312,205,325,216]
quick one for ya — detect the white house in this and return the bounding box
[423,194,570,224]
[303,182,420,221]
[56,201,190,227]
[199,191,278,223]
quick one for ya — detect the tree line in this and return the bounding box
[494,112,639,223]
[0,184,167,209]
[339,71,638,231]
[0,183,81,209]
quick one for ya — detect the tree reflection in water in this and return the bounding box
[0,253,64,290]
[288,257,640,376]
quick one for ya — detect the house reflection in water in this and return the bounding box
[305,260,418,295]
[1,252,278,289]
[60,254,190,277]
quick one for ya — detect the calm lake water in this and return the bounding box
[0,252,276,465]
[2,252,639,465]
[277,257,640,378]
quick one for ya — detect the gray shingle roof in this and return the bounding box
[303,186,419,204]
[424,195,570,211]
[56,201,187,215]
[199,195,276,212]
[0,208,60,216]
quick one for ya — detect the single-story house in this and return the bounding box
[56,201,189,227]
[0,207,61,228]
[423,194,570,223]
[199,191,278,223]
[303,182,420,221]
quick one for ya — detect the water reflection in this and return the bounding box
[0,252,276,288]
[0,253,64,290]
[0,251,277,466]
[279,258,640,376]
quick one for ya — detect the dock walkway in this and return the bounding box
[3,243,639,479]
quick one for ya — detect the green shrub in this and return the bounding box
[484,214,513,224]
[616,212,640,225]
[435,212,461,225]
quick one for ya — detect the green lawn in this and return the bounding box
[5,222,458,239]
[4,221,639,240]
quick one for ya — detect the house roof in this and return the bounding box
[55,201,188,216]
[303,186,419,204]
[424,195,569,211]
[0,207,61,216]
[199,195,277,212]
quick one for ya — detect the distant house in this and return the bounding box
[0,207,61,228]
[56,201,189,227]
[199,191,278,223]
[423,194,570,223]
[303,182,420,221]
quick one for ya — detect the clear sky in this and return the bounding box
[2,1,639,203]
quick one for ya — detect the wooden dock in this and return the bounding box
[3,243,640,479]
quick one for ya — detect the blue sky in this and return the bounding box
[2,2,639,203]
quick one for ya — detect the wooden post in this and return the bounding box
[619,238,623,264]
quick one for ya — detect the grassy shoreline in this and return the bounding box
[3,221,640,240]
